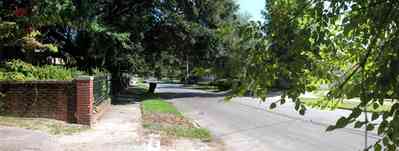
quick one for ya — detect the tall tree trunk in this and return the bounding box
[148,82,157,94]
[111,72,122,95]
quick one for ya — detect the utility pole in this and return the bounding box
[186,55,189,83]
[361,63,368,151]
[364,106,368,151]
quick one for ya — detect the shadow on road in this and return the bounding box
[112,87,148,105]
[158,92,226,100]
[157,86,282,100]
[155,84,185,89]
[113,84,283,103]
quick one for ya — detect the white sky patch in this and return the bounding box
[236,0,265,21]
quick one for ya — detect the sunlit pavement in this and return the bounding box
[156,84,379,151]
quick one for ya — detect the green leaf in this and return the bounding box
[295,101,300,111]
[373,103,379,110]
[383,137,390,146]
[371,113,379,121]
[326,125,336,131]
[346,85,360,99]
[354,121,365,128]
[335,117,348,128]
[350,107,362,118]
[270,103,277,109]
[299,108,306,115]
[390,103,399,114]
[383,112,391,119]
[378,99,384,106]
[366,124,375,131]
[378,121,387,135]
[374,143,382,151]
[280,98,286,105]
[388,144,397,151]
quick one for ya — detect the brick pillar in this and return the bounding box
[75,76,94,126]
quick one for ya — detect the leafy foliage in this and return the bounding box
[3,0,399,149]
[230,0,399,150]
[1,0,240,92]
[142,0,239,79]
[0,60,83,80]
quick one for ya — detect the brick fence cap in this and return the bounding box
[75,75,94,81]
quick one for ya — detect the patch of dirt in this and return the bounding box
[160,138,225,151]
[142,108,226,151]
[0,116,88,135]
[142,132,225,151]
[143,112,194,128]
[142,112,195,147]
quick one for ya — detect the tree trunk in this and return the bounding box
[111,73,122,95]
[148,82,157,94]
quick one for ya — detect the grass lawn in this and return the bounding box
[142,99,182,115]
[141,99,212,142]
[0,116,88,135]
[301,97,392,113]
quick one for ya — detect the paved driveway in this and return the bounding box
[156,84,379,151]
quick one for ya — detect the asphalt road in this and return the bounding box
[156,84,380,151]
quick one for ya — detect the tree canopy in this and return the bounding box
[230,0,399,150]
[0,0,238,92]
[2,0,399,150]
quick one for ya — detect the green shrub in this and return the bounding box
[91,68,108,76]
[0,60,84,81]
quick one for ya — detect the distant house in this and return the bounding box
[46,56,65,65]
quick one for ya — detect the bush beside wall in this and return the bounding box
[0,60,84,81]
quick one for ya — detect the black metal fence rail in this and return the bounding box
[93,75,111,106]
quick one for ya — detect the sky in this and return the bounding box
[236,0,265,21]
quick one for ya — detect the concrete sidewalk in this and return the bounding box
[0,103,147,151]
[0,126,61,151]
[58,103,145,151]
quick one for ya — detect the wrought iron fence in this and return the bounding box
[93,75,111,106]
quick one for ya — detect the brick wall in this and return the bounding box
[0,76,111,127]
[0,81,75,122]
